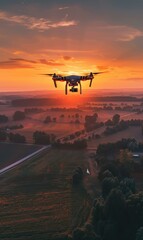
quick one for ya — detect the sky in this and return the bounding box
[0,0,143,92]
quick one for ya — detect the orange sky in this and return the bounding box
[0,1,143,92]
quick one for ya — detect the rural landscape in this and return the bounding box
[0,90,143,240]
[1,0,143,239]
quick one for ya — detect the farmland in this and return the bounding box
[0,143,41,169]
[0,93,143,239]
[88,126,143,148]
[0,149,91,240]
[1,102,143,144]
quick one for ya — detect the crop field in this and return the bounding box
[88,126,143,148]
[0,149,91,240]
[0,143,41,169]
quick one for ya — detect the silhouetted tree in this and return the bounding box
[0,131,7,141]
[44,116,52,123]
[136,227,143,240]
[0,115,8,123]
[8,132,26,143]
[112,114,120,125]
[13,111,25,121]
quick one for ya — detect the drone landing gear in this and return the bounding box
[89,78,93,87]
[79,81,82,94]
[65,82,68,95]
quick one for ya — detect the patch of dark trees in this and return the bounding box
[62,129,85,142]
[24,108,45,114]
[72,167,84,186]
[0,115,9,123]
[44,116,57,123]
[104,121,129,135]
[104,118,143,136]
[33,131,56,145]
[68,141,143,240]
[13,111,26,121]
[79,104,143,112]
[106,117,143,127]
[0,131,26,143]
[84,113,104,132]
[0,124,23,131]
[96,138,143,157]
[53,139,87,150]
[8,132,26,143]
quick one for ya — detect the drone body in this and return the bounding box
[42,72,104,95]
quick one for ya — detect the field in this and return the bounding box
[88,126,143,148]
[0,143,41,169]
[0,149,91,240]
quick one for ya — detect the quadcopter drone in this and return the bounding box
[41,72,104,95]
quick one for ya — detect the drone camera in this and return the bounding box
[70,88,78,92]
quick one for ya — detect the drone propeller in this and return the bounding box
[40,73,54,76]
[92,72,105,75]
[89,72,105,87]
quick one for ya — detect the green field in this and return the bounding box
[0,149,91,240]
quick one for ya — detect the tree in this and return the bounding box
[120,178,136,197]
[0,115,8,123]
[13,111,25,121]
[72,167,83,185]
[0,131,7,141]
[105,119,113,126]
[102,177,119,199]
[52,117,56,122]
[112,114,120,125]
[126,193,143,234]
[104,189,127,226]
[33,131,51,145]
[136,227,143,240]
[8,133,26,143]
[75,113,79,118]
[44,116,52,123]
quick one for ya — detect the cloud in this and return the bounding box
[125,77,143,82]
[0,10,77,31]
[0,58,35,69]
[106,25,143,41]
[97,65,110,71]
[13,50,25,55]
[63,56,72,61]
[10,58,37,64]
[39,59,64,66]
[0,58,64,69]
[97,24,143,41]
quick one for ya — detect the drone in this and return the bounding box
[41,72,105,95]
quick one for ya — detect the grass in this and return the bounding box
[0,149,91,240]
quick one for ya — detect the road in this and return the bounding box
[0,145,51,176]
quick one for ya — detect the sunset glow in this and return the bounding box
[0,0,143,91]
